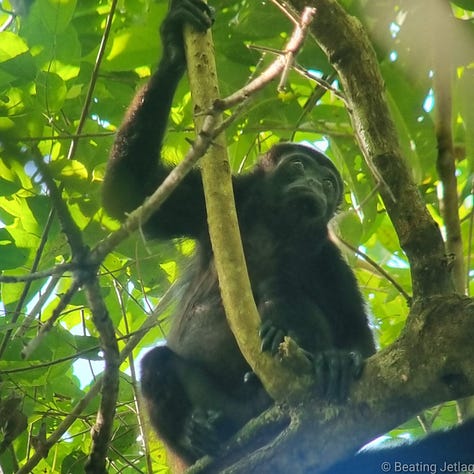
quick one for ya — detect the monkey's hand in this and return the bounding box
[259,317,288,355]
[260,319,363,402]
[310,349,364,402]
[161,0,214,68]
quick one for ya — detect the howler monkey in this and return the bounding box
[102,0,474,471]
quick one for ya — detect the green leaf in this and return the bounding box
[73,335,101,360]
[0,228,29,270]
[451,0,474,10]
[0,32,29,62]
[37,0,77,34]
[35,71,67,112]
[0,176,21,196]
[61,451,87,474]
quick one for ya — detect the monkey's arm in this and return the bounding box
[102,1,213,238]
[102,66,182,209]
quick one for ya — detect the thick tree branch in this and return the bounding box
[190,295,474,473]
[186,2,473,472]
[182,6,317,402]
[289,0,453,298]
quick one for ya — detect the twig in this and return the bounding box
[21,279,80,359]
[293,66,345,101]
[19,131,114,142]
[214,7,316,111]
[31,146,86,258]
[0,207,55,359]
[0,263,75,283]
[0,12,14,32]
[66,0,117,161]
[269,0,300,24]
[16,379,103,474]
[16,275,61,338]
[83,277,120,474]
[336,236,412,303]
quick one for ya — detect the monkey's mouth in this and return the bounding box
[289,193,325,218]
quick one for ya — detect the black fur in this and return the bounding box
[102,0,474,470]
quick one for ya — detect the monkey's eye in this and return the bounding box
[322,178,335,191]
[289,160,305,173]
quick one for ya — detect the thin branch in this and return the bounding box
[0,208,55,359]
[31,146,86,258]
[83,277,120,474]
[66,0,118,160]
[19,131,114,142]
[433,7,465,294]
[214,7,316,111]
[16,379,103,474]
[293,66,345,101]
[0,12,14,32]
[15,288,174,474]
[22,121,119,474]
[21,279,80,359]
[121,303,154,474]
[1,344,100,374]
[336,236,412,303]
[16,275,61,338]
[269,0,300,24]
[0,263,75,283]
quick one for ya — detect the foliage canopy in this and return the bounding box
[1,0,474,472]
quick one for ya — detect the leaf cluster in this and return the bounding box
[0,0,474,472]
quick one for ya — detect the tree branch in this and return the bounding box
[183,5,317,402]
[17,147,119,474]
[433,4,464,294]
[190,295,474,473]
[289,0,453,298]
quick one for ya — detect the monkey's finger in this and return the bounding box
[260,325,278,352]
[324,352,341,400]
[271,329,285,355]
[173,0,214,31]
[349,351,364,379]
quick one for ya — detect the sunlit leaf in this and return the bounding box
[0,32,29,62]
[35,70,67,112]
[37,0,77,34]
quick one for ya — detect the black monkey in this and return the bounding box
[103,0,374,462]
[102,0,474,471]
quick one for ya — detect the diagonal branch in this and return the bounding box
[289,0,453,298]
[19,147,120,474]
